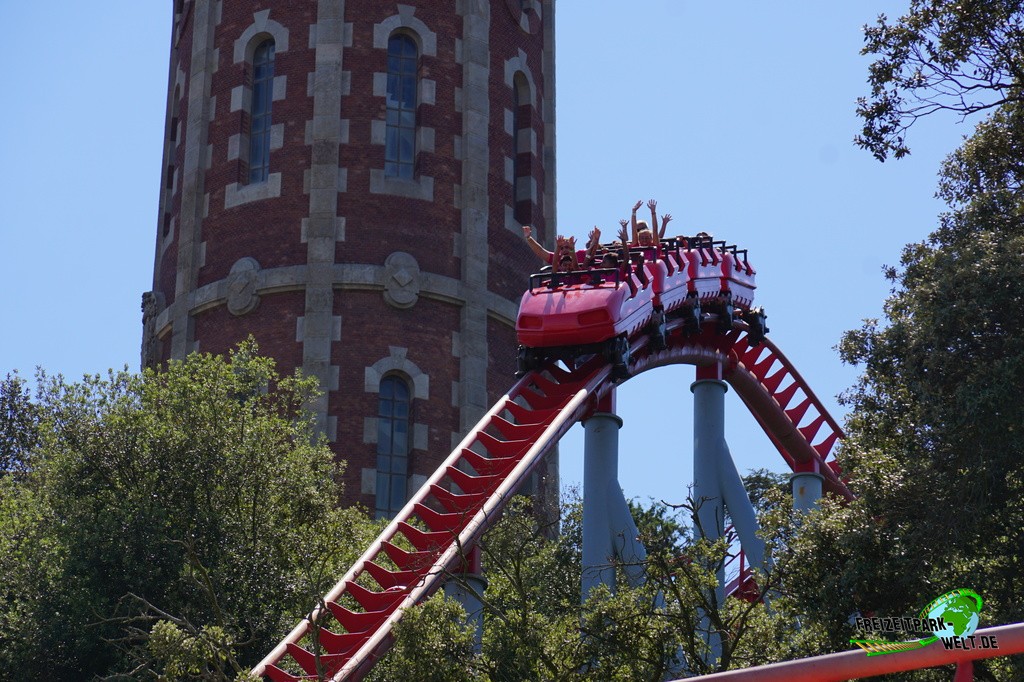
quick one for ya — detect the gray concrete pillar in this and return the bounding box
[691,376,727,664]
[691,379,726,547]
[443,575,487,654]
[791,470,824,513]
[444,546,486,654]
[717,442,765,572]
[606,479,648,589]
[582,410,622,601]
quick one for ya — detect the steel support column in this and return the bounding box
[607,477,648,588]
[953,660,973,681]
[791,468,824,513]
[716,438,765,572]
[443,545,487,654]
[692,373,727,663]
[582,403,623,601]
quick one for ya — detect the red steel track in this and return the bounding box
[252,317,852,681]
[680,622,1024,681]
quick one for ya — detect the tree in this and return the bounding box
[856,0,1024,160]
[936,103,1024,239]
[0,342,376,680]
[776,6,1024,675]
[1,358,798,680]
[370,489,805,681]
[0,373,39,475]
[777,81,1024,678]
[365,595,480,682]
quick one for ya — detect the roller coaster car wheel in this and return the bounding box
[684,303,702,334]
[716,304,734,334]
[744,308,769,346]
[516,346,540,377]
[605,336,631,382]
[674,294,702,335]
[649,309,667,351]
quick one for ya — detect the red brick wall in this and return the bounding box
[150,1,551,510]
[193,291,305,374]
[488,5,548,299]
[331,291,462,509]
[200,8,315,286]
[336,6,463,281]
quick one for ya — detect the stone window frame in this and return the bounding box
[503,54,539,232]
[383,33,419,180]
[224,11,289,209]
[374,373,413,519]
[361,347,430,514]
[369,8,437,201]
[161,82,184,246]
[511,71,534,225]
[247,39,276,184]
[158,66,187,261]
[504,0,542,33]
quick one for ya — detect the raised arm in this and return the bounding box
[583,226,601,267]
[659,213,673,239]
[647,199,661,250]
[617,223,631,272]
[630,200,643,244]
[522,225,552,263]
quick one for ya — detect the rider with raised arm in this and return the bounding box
[624,201,660,279]
[522,225,601,272]
[580,227,602,268]
[629,199,671,248]
[615,223,633,272]
[658,208,673,240]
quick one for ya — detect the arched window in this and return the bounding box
[163,85,181,238]
[512,71,532,225]
[376,374,411,518]
[248,39,275,184]
[385,34,418,180]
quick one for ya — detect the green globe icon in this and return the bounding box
[921,589,982,640]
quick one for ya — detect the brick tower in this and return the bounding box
[142,0,556,514]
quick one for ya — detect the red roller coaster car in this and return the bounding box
[515,235,767,378]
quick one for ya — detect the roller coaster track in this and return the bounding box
[253,318,853,681]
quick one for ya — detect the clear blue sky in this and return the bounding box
[0,3,972,506]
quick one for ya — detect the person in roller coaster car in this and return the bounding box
[522,225,602,272]
[614,223,632,270]
[682,231,714,252]
[629,199,673,250]
[611,223,645,297]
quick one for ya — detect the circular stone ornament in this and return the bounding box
[226,257,261,316]
[383,252,421,309]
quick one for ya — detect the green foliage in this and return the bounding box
[148,620,236,681]
[366,594,479,682]
[0,354,799,681]
[937,104,1024,217]
[0,373,40,475]
[841,14,1024,675]
[856,0,1024,160]
[627,497,687,557]
[0,342,375,680]
[370,493,801,680]
[475,496,583,680]
[791,39,1024,674]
